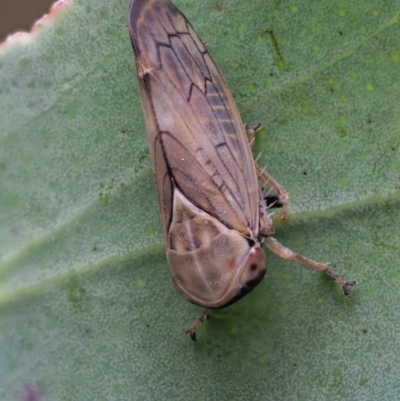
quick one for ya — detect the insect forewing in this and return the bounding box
[128,0,260,238]
[129,0,267,308]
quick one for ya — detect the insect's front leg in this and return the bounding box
[263,237,356,295]
[185,309,210,341]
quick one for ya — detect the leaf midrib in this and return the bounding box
[0,169,398,308]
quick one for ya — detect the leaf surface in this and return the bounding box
[0,0,399,400]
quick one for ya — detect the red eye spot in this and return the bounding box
[240,246,267,289]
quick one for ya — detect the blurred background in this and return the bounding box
[0,0,54,41]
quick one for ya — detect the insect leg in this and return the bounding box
[256,165,290,207]
[263,236,356,295]
[185,309,211,341]
[245,122,262,145]
[265,194,284,208]
[245,123,290,209]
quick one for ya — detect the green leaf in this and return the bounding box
[1,0,399,400]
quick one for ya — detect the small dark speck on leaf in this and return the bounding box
[214,1,223,12]
[339,31,343,35]
[303,170,308,176]
[363,329,368,334]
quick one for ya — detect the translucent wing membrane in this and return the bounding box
[129,0,259,238]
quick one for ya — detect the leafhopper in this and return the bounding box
[128,0,356,340]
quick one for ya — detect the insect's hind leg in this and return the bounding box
[265,194,284,209]
[245,123,290,208]
[257,165,290,208]
[264,236,356,295]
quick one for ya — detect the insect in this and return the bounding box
[128,0,356,340]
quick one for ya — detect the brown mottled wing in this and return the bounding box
[128,0,259,237]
